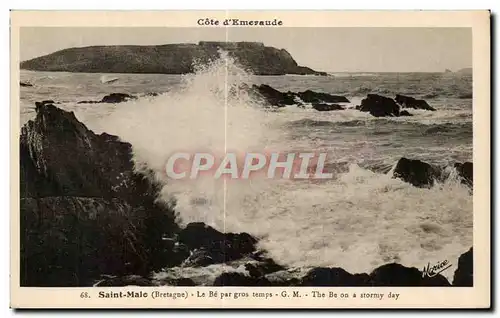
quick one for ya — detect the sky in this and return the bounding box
[20,27,472,72]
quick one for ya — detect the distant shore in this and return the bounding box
[20,41,327,76]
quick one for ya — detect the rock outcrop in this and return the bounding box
[251,84,297,107]
[357,94,436,117]
[393,157,441,188]
[251,84,350,108]
[77,93,137,104]
[454,162,473,188]
[452,248,473,286]
[20,41,326,76]
[395,94,436,111]
[393,157,473,189]
[358,94,401,117]
[178,222,258,265]
[20,81,33,87]
[296,90,349,104]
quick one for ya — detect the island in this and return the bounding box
[20,41,327,76]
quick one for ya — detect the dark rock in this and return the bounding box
[454,162,473,188]
[399,110,413,116]
[453,248,473,286]
[299,267,370,286]
[251,85,349,108]
[312,103,345,111]
[20,81,33,87]
[20,103,164,201]
[94,275,154,287]
[20,197,159,286]
[177,222,225,248]
[77,93,136,104]
[101,93,136,103]
[252,84,297,107]
[177,222,258,265]
[358,94,400,117]
[395,94,436,111]
[20,41,325,76]
[393,157,441,188]
[458,93,473,99]
[77,100,98,104]
[20,104,179,286]
[369,263,450,286]
[154,239,190,268]
[297,90,350,104]
[213,272,272,286]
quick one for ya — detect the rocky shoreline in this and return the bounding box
[20,97,473,287]
[249,84,438,117]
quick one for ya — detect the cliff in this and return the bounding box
[20,41,326,76]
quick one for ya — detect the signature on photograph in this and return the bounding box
[422,260,453,278]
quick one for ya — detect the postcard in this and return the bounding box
[10,10,490,309]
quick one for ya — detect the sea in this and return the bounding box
[19,57,473,281]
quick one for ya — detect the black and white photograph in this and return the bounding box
[10,11,491,309]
